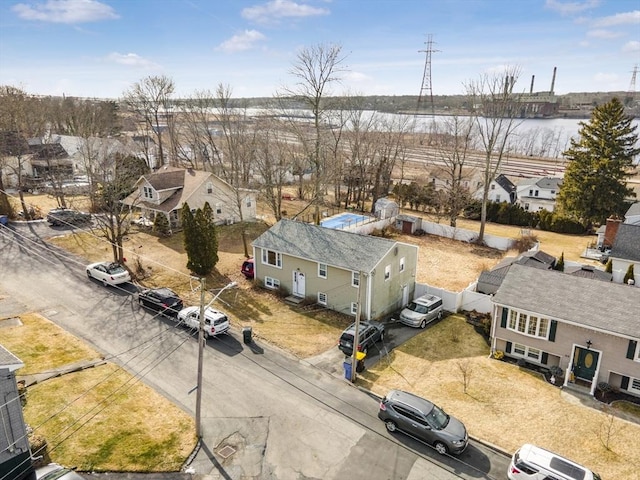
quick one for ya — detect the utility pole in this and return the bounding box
[350,271,365,381]
[195,276,206,439]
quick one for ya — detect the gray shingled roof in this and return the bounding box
[493,263,640,338]
[0,344,23,372]
[625,202,640,218]
[252,219,401,272]
[610,223,640,262]
[564,265,612,282]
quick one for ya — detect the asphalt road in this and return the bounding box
[0,221,511,480]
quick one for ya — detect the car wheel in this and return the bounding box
[102,278,109,287]
[379,331,384,342]
[420,319,427,329]
[438,310,443,320]
[138,298,144,306]
[204,331,210,339]
[385,420,397,433]
[86,270,91,278]
[434,441,448,455]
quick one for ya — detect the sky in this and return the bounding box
[0,0,639,100]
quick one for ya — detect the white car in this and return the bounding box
[86,261,131,287]
[177,306,230,338]
[36,463,85,480]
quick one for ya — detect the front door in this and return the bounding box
[293,271,305,298]
[402,285,409,307]
[573,346,599,381]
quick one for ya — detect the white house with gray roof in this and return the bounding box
[251,219,419,320]
[515,176,562,212]
[491,264,640,398]
[609,223,640,285]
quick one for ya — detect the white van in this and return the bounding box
[508,444,601,480]
[399,294,443,328]
[177,306,230,338]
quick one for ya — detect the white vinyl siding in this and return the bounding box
[318,263,327,279]
[352,271,360,287]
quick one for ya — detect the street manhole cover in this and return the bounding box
[217,445,236,459]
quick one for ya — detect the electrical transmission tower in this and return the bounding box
[417,34,439,115]
[629,64,638,94]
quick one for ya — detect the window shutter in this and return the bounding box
[541,352,548,365]
[621,376,630,390]
[506,341,512,353]
[500,308,508,328]
[627,340,638,360]
[548,320,557,342]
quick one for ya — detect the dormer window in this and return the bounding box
[143,186,153,199]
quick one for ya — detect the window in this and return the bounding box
[262,249,282,268]
[216,203,222,215]
[631,378,640,394]
[265,277,280,289]
[351,302,358,315]
[507,309,551,339]
[513,343,542,362]
[384,265,391,281]
[246,199,252,207]
[496,195,501,202]
[143,186,153,199]
[206,182,213,194]
[318,263,327,279]
[534,190,539,197]
[529,189,533,196]
[399,257,405,272]
[491,184,495,190]
[318,292,327,305]
[352,271,360,287]
[524,203,530,211]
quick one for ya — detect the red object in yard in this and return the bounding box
[241,258,255,279]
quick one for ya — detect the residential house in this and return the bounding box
[251,219,419,320]
[121,166,256,230]
[491,264,640,398]
[624,202,640,226]
[515,176,562,212]
[609,223,640,285]
[476,249,556,295]
[0,346,34,480]
[564,265,612,282]
[479,174,517,204]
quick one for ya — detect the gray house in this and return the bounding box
[609,223,640,285]
[491,264,640,398]
[251,219,419,320]
[0,345,34,480]
[477,249,556,295]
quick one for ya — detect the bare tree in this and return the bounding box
[282,43,347,223]
[466,67,523,243]
[457,359,473,394]
[123,75,175,168]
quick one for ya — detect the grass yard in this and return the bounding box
[1,313,195,472]
[362,315,640,480]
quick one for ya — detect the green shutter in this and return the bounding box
[627,340,638,360]
[501,308,508,328]
[541,352,548,365]
[621,376,630,390]
[506,341,512,353]
[548,320,557,342]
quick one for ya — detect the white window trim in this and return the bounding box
[265,276,280,289]
[206,182,213,194]
[507,309,549,340]
[261,249,282,268]
[143,186,153,199]
[399,257,405,272]
[384,265,391,281]
[352,271,360,287]
[215,203,223,215]
[630,378,640,394]
[350,302,358,315]
[512,342,542,362]
[318,263,327,279]
[318,292,327,305]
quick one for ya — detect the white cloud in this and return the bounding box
[622,40,640,53]
[242,0,329,24]
[593,72,619,83]
[106,53,159,69]
[593,10,640,27]
[217,30,266,53]
[544,0,600,16]
[12,0,119,23]
[343,71,371,83]
[586,29,622,39]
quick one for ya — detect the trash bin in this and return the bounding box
[242,326,252,344]
[343,360,353,381]
[356,351,366,373]
[0,215,8,227]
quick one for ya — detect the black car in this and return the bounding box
[338,321,385,356]
[47,208,91,227]
[138,287,184,317]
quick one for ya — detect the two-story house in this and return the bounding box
[251,219,419,320]
[609,223,640,285]
[122,166,256,230]
[491,264,640,398]
[474,174,517,204]
[515,176,562,212]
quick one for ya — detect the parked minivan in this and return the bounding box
[508,444,601,480]
[176,306,230,338]
[399,294,443,328]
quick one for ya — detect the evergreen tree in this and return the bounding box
[624,264,635,285]
[554,252,564,272]
[556,98,639,226]
[183,202,218,276]
[605,258,613,274]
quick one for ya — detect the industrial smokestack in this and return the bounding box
[550,67,557,94]
[530,75,535,94]
[504,75,509,94]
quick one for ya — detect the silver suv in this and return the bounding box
[378,389,468,455]
[399,294,443,328]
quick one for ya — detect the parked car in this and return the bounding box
[86,261,131,287]
[133,215,153,228]
[36,463,85,480]
[338,321,384,356]
[378,389,468,455]
[241,258,255,279]
[138,287,183,317]
[47,208,91,227]
[399,294,444,328]
[177,306,230,338]
[507,443,602,480]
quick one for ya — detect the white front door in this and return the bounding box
[402,285,409,306]
[293,271,306,298]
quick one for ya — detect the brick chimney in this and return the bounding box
[603,216,622,248]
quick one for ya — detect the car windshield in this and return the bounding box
[406,302,428,314]
[426,404,449,430]
[107,264,126,274]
